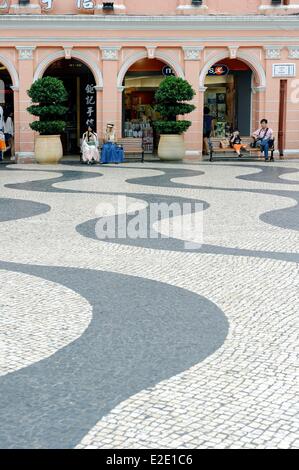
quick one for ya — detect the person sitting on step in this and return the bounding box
[230,129,247,157]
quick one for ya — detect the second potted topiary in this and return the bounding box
[27,76,68,164]
[154,76,196,161]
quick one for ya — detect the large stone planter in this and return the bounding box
[35,135,63,164]
[158,134,185,161]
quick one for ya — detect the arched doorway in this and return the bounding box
[122,58,176,154]
[204,58,253,137]
[0,62,14,160]
[44,58,96,155]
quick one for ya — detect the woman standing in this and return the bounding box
[81,126,99,164]
[100,123,124,164]
[203,106,215,155]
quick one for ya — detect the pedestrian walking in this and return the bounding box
[203,106,215,155]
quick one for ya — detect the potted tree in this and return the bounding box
[27,76,68,164]
[154,76,196,161]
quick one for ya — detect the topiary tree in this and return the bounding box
[27,76,68,135]
[154,76,196,135]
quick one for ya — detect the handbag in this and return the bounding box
[220,138,229,149]
[268,138,274,148]
[0,131,6,152]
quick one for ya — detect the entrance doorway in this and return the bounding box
[44,58,96,155]
[0,62,14,160]
[123,58,175,154]
[204,59,252,137]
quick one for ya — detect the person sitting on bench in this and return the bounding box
[230,129,247,157]
[252,119,274,162]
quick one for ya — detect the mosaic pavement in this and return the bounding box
[0,160,298,449]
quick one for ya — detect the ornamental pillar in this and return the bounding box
[100,47,121,138]
[183,47,204,159]
[263,46,282,137]
[15,46,36,163]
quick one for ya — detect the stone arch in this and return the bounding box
[199,50,266,90]
[117,50,185,89]
[33,50,103,88]
[0,54,19,89]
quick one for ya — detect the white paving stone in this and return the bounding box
[0,160,298,449]
[0,270,92,375]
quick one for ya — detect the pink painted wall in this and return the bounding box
[207,0,260,15]
[7,0,295,16]
[1,1,299,159]
[125,0,178,15]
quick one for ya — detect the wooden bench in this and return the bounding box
[117,138,144,163]
[209,137,275,162]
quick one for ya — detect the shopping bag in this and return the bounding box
[0,132,6,152]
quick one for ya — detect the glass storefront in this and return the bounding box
[123,58,173,154]
[44,58,96,155]
[204,59,252,137]
[0,62,13,114]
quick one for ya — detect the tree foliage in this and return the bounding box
[27,76,68,135]
[154,77,196,135]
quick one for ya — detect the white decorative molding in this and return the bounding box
[15,152,35,160]
[63,46,73,60]
[183,46,203,61]
[283,149,299,155]
[288,46,299,60]
[264,46,282,60]
[117,86,125,93]
[100,47,120,61]
[95,2,126,11]
[1,15,299,32]
[199,86,207,93]
[0,53,19,88]
[0,0,8,11]
[16,46,36,61]
[199,50,266,89]
[9,4,40,11]
[33,50,104,88]
[252,86,266,94]
[2,36,299,45]
[94,85,103,92]
[177,4,208,10]
[228,45,239,59]
[259,4,299,10]
[146,47,157,59]
[117,50,185,88]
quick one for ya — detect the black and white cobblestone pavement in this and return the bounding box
[0,160,298,449]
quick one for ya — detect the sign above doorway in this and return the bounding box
[208,64,229,76]
[162,66,175,77]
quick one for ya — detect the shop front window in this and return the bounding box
[123,58,175,154]
[204,59,252,137]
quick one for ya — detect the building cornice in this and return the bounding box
[0,14,298,31]
[0,37,299,45]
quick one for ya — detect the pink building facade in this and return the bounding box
[0,0,299,161]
